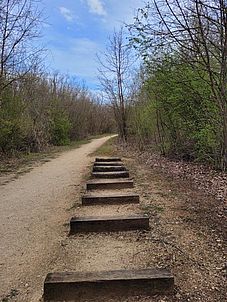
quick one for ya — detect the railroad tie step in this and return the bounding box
[93,165,126,172]
[94,161,124,166]
[86,178,134,190]
[70,215,149,233]
[81,192,139,205]
[44,268,174,301]
[95,157,121,162]
[92,171,129,179]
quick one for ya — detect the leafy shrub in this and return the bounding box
[50,109,71,146]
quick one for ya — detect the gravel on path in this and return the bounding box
[0,136,113,302]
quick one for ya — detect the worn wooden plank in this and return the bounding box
[94,161,124,166]
[93,165,126,172]
[95,157,121,162]
[70,215,149,233]
[82,192,139,205]
[92,171,129,179]
[44,268,174,301]
[86,179,134,190]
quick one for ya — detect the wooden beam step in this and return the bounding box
[70,214,149,233]
[44,268,174,301]
[94,161,124,166]
[92,171,129,179]
[95,157,121,162]
[93,165,126,172]
[82,192,139,205]
[86,179,134,190]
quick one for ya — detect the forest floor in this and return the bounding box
[111,141,227,302]
[0,137,226,302]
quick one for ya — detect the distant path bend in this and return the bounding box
[0,135,114,302]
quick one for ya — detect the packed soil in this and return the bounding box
[1,137,226,302]
[0,136,114,302]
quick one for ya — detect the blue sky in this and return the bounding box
[38,0,145,91]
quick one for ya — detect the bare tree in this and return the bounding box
[97,27,135,142]
[0,0,42,95]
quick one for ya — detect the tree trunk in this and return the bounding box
[221,103,227,170]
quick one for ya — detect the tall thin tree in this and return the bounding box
[97,27,135,142]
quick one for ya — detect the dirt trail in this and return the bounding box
[1,138,225,302]
[0,136,114,302]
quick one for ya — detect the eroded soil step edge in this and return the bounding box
[95,157,121,162]
[86,179,134,190]
[70,215,149,233]
[82,192,139,205]
[92,171,129,179]
[94,161,124,166]
[93,166,126,172]
[44,269,174,301]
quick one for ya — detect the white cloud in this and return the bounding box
[86,0,107,16]
[59,6,74,22]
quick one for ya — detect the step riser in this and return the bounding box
[86,182,134,190]
[70,217,149,233]
[44,270,174,301]
[95,157,121,162]
[93,166,126,172]
[44,280,173,301]
[82,195,139,206]
[94,162,124,166]
[92,172,129,179]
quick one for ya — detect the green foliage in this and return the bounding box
[50,106,71,146]
[129,55,221,164]
[127,1,227,169]
[0,92,30,153]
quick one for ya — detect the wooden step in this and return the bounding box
[92,171,129,179]
[86,179,134,190]
[44,268,174,301]
[70,214,149,233]
[95,157,121,162]
[82,192,139,205]
[93,165,126,172]
[94,161,124,166]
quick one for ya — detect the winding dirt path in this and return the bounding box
[0,136,113,302]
